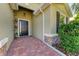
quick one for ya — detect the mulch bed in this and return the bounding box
[52,44,79,56]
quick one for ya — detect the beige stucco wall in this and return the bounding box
[43,4,57,35]
[44,5,51,34]
[50,4,69,34]
[32,13,43,40]
[0,4,14,51]
[32,3,69,40]
[44,4,70,35]
[32,5,52,40]
[50,4,57,34]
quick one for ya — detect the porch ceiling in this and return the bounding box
[17,3,42,11]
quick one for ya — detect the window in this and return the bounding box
[56,11,60,33]
[56,11,68,33]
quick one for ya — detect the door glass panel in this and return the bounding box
[19,20,28,36]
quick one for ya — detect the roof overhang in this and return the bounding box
[33,3,73,17]
[9,3,72,17]
[9,3,19,10]
[33,3,50,15]
[9,3,34,11]
[17,3,34,11]
[64,3,73,17]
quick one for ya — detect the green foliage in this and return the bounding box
[60,15,65,26]
[74,12,79,21]
[59,20,79,54]
[72,3,79,13]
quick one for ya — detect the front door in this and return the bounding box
[19,20,28,36]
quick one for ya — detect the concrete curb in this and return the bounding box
[42,41,66,56]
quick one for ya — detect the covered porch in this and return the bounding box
[6,36,64,56]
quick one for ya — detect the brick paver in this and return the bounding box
[6,36,61,56]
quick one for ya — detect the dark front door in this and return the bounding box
[19,20,28,36]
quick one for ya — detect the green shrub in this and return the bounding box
[59,20,79,54]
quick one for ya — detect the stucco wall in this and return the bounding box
[32,3,70,40]
[43,4,70,35]
[32,4,60,40]
[32,14,43,40]
[43,5,57,35]
[44,5,51,34]
[49,4,69,34]
[50,5,57,34]
[0,4,14,51]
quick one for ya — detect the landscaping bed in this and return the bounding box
[53,44,79,56]
[53,20,79,56]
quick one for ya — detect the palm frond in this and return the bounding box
[72,3,79,13]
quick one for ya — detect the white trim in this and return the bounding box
[44,34,58,37]
[19,20,21,33]
[18,18,31,37]
[18,19,20,37]
[0,38,8,48]
[33,4,44,14]
[33,3,50,15]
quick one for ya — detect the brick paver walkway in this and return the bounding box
[6,36,61,56]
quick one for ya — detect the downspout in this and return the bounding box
[40,9,45,41]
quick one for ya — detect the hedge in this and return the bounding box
[59,20,79,54]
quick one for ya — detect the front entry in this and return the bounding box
[19,20,28,36]
[14,19,30,37]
